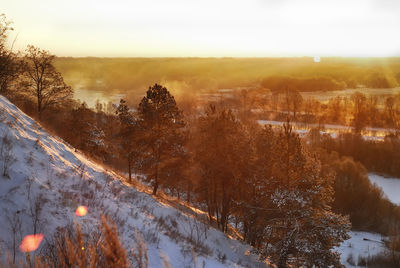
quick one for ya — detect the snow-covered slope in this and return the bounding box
[0,96,266,267]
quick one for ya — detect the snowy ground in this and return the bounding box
[0,96,267,267]
[334,173,400,267]
[335,231,387,267]
[369,173,400,205]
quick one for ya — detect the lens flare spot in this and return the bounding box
[19,234,44,252]
[75,206,88,216]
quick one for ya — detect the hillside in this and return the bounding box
[0,95,267,267]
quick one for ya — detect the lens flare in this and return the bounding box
[75,205,88,216]
[19,234,44,252]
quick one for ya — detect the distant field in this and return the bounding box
[54,57,400,106]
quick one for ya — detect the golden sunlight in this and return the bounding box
[2,0,400,57]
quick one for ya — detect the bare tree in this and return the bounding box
[0,130,15,178]
[0,13,20,94]
[6,210,22,264]
[29,194,45,235]
[26,178,45,235]
[385,96,396,127]
[351,92,367,133]
[284,88,303,120]
[21,45,72,116]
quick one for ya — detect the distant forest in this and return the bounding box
[55,57,400,98]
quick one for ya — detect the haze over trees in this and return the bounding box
[54,57,400,101]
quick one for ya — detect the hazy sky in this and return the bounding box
[2,0,400,57]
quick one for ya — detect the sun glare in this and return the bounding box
[2,0,400,57]
[75,205,88,217]
[19,234,44,252]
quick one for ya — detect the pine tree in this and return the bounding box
[194,105,251,232]
[239,124,278,248]
[137,84,186,195]
[230,121,350,267]
[266,123,350,267]
[70,102,93,150]
[116,99,140,182]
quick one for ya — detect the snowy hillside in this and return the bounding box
[0,96,267,267]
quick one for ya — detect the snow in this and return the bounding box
[369,173,400,205]
[0,95,266,267]
[335,231,387,267]
[334,174,400,267]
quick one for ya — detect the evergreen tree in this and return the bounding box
[239,124,278,248]
[225,121,351,267]
[266,123,350,267]
[194,105,251,232]
[116,99,141,182]
[137,84,186,195]
[69,102,105,156]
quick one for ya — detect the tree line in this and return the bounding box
[223,86,400,132]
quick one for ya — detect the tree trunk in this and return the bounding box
[187,187,191,203]
[152,177,159,195]
[277,259,288,268]
[128,158,132,183]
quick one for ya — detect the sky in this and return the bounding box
[2,0,400,57]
